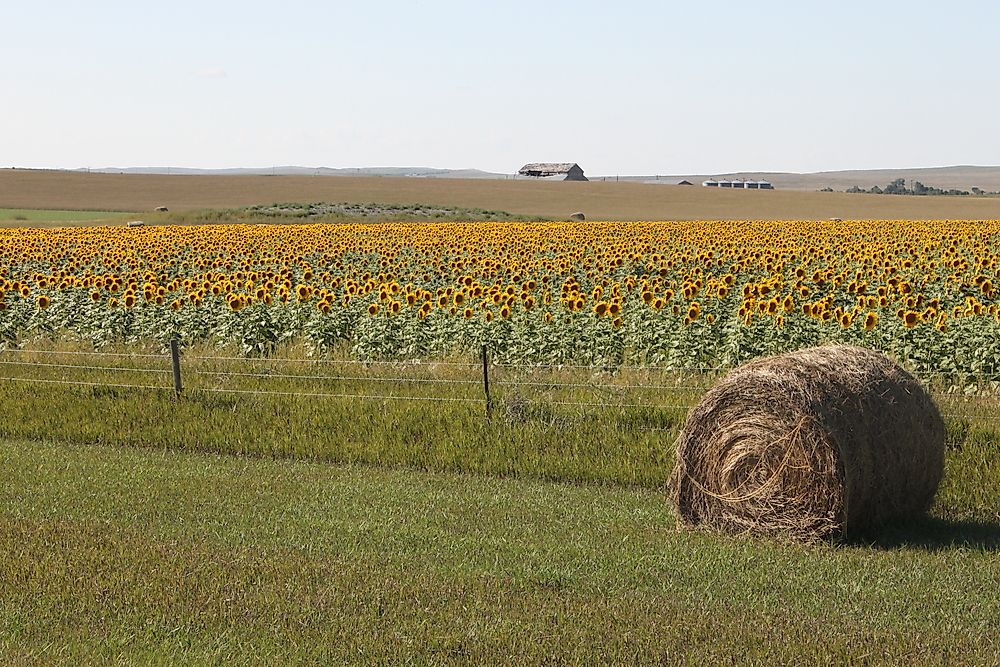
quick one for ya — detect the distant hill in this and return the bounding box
[78,166,507,179]
[69,164,1000,192]
[8,168,1000,220]
[628,166,1000,193]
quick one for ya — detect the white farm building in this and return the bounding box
[702,179,774,190]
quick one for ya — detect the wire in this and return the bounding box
[185,354,481,367]
[942,414,1000,422]
[494,379,708,391]
[190,386,482,403]
[933,396,999,403]
[492,361,728,372]
[0,348,165,359]
[0,359,170,374]
[1,372,998,420]
[521,398,696,410]
[0,376,171,391]
[195,369,481,385]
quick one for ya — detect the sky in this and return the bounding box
[3,0,999,175]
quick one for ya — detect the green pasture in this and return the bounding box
[0,438,997,665]
[0,208,127,226]
[0,344,999,663]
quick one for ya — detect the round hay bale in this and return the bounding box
[668,345,945,541]
[569,212,586,221]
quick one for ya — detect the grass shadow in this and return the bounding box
[846,516,1000,552]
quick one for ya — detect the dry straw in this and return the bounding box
[669,345,945,541]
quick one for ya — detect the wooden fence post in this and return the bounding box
[170,339,183,399]
[482,344,492,420]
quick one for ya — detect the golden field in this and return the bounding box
[5,168,1000,220]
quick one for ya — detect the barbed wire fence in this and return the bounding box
[1,342,999,426]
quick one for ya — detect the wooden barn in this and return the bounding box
[518,163,588,181]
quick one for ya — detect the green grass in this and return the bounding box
[0,208,126,226]
[1,439,999,664]
[0,345,693,487]
[156,201,549,226]
[2,344,1000,662]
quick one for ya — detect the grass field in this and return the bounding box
[0,207,125,226]
[0,343,999,662]
[6,168,1000,221]
[1,418,999,663]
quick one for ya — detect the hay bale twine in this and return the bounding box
[668,345,944,541]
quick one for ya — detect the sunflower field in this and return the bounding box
[2,219,1000,377]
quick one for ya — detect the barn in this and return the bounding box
[518,163,588,181]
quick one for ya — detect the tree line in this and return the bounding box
[837,178,997,196]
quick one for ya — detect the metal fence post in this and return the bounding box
[169,339,183,398]
[482,344,492,420]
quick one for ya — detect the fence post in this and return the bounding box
[169,339,183,399]
[481,343,492,420]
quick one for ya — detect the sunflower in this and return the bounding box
[37,295,50,309]
[863,312,878,331]
[368,303,380,316]
[902,310,920,327]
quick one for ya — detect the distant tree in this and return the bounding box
[845,179,970,196]
[883,178,908,195]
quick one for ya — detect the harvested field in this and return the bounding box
[6,169,1000,221]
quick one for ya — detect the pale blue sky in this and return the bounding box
[4,1,998,174]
